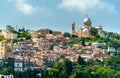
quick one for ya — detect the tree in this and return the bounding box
[104,56,120,70]
[108,39,120,50]
[70,65,92,78]
[64,59,73,76]
[49,30,53,34]
[53,58,73,78]
[53,62,67,78]
[72,35,78,38]
[12,39,18,43]
[26,35,31,40]
[9,29,17,34]
[70,65,84,78]
[89,27,100,38]
[103,31,107,38]
[63,32,71,38]
[117,47,120,52]
[77,56,86,65]
[0,35,5,41]
[18,31,29,38]
[81,38,85,46]
[41,55,120,78]
[0,67,13,75]
[48,68,59,78]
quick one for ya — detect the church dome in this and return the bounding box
[83,17,92,27]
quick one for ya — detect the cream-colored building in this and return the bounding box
[6,42,14,58]
[46,34,54,39]
[0,40,7,59]
[28,30,38,38]
[2,30,17,39]
[72,16,104,37]
[30,57,43,67]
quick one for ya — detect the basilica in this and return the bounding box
[72,16,105,38]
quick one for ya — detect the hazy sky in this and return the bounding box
[0,0,120,33]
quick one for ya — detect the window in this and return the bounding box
[1,44,3,47]
[1,76,4,78]
[17,64,19,67]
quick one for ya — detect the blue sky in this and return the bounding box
[0,0,120,33]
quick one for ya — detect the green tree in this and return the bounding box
[9,29,18,34]
[77,56,86,65]
[18,31,29,38]
[89,27,100,38]
[0,67,13,75]
[53,62,67,78]
[63,32,71,38]
[12,39,18,43]
[26,35,31,40]
[48,68,59,78]
[72,35,78,38]
[81,38,85,46]
[104,56,120,70]
[64,59,73,76]
[117,47,120,52]
[108,39,120,50]
[49,30,53,34]
[0,35,5,41]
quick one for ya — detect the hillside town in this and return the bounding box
[0,16,120,78]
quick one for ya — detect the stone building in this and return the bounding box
[72,16,104,37]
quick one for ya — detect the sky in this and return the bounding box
[0,0,120,33]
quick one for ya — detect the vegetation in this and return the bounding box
[49,30,53,34]
[0,67,13,75]
[9,29,18,34]
[89,27,100,38]
[12,39,18,43]
[0,35,5,41]
[66,37,106,47]
[1,56,120,78]
[65,30,120,50]
[77,56,86,65]
[40,56,120,78]
[18,31,29,38]
[63,32,71,38]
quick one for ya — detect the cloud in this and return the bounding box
[8,0,41,15]
[58,0,116,13]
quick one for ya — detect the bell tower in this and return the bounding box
[72,21,77,35]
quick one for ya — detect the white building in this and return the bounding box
[14,55,24,72]
[28,30,38,38]
[108,47,116,52]
[14,59,24,72]
[0,74,14,78]
[92,42,100,48]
